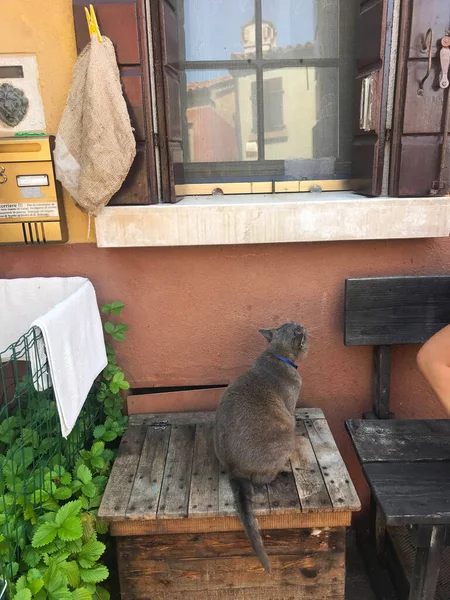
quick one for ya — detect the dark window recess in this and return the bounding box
[251,77,284,133]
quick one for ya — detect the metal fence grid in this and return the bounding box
[0,327,101,596]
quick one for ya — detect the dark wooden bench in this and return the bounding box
[344,276,450,600]
[98,409,360,599]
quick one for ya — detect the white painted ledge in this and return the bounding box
[95,192,450,248]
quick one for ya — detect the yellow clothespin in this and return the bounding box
[85,4,102,43]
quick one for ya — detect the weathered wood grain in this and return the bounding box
[117,552,345,592]
[126,425,170,520]
[116,528,345,559]
[306,419,360,512]
[346,419,450,464]
[267,471,301,513]
[110,511,353,535]
[291,421,332,512]
[345,276,450,346]
[364,462,450,525]
[98,424,146,521]
[157,425,196,519]
[218,468,237,516]
[189,423,220,516]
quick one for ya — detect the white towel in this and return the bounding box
[0,277,107,438]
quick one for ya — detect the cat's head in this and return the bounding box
[259,322,309,360]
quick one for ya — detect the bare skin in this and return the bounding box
[417,324,450,415]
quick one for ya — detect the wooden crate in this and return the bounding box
[98,409,360,599]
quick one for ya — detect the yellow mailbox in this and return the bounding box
[0,137,68,245]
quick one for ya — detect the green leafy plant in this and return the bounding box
[0,302,129,600]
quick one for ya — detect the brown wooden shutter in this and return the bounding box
[352,0,394,196]
[150,0,184,201]
[72,0,157,204]
[390,0,450,196]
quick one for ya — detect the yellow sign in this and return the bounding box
[0,137,67,245]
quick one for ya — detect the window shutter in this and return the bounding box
[151,0,184,201]
[72,0,157,205]
[352,0,394,196]
[390,0,450,196]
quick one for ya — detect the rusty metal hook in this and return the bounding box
[419,28,433,96]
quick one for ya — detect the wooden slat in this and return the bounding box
[253,484,271,516]
[126,426,170,519]
[291,421,332,512]
[345,276,450,346]
[188,423,220,517]
[116,528,345,559]
[129,408,324,426]
[218,468,236,516]
[157,424,195,518]
[110,511,353,535]
[364,462,450,525]
[119,586,343,600]
[306,419,360,511]
[267,471,301,513]
[98,424,146,520]
[346,420,450,464]
[116,553,345,592]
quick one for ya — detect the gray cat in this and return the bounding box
[214,322,309,572]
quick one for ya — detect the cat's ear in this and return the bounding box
[259,328,274,343]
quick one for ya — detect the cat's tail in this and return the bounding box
[229,476,271,573]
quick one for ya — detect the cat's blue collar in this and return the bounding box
[272,354,298,370]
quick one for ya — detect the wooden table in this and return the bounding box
[99,409,360,599]
[347,419,450,600]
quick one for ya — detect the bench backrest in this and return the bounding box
[344,276,450,419]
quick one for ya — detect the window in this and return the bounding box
[178,0,357,188]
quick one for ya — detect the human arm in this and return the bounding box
[417,324,450,415]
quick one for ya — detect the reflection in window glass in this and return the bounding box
[184,0,254,61]
[183,70,257,163]
[261,0,338,59]
[262,68,339,177]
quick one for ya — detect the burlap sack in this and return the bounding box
[54,37,136,216]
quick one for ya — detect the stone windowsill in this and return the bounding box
[94,191,450,248]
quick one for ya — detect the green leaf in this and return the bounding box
[72,589,93,600]
[115,323,128,334]
[103,322,115,335]
[94,519,109,535]
[111,332,126,342]
[16,576,28,592]
[59,560,80,589]
[48,587,72,600]
[53,487,73,500]
[44,560,67,593]
[118,380,130,390]
[13,590,32,600]
[110,301,125,315]
[79,565,109,584]
[101,431,117,442]
[55,500,82,527]
[90,457,105,470]
[22,546,41,567]
[90,442,104,457]
[32,522,58,547]
[93,426,106,440]
[112,372,124,384]
[95,587,110,600]
[28,568,43,582]
[76,465,92,486]
[60,472,72,485]
[101,304,111,314]
[58,516,82,541]
[28,579,44,595]
[77,538,106,569]
[24,502,37,524]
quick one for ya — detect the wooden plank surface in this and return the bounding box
[98,424,146,520]
[126,426,170,519]
[306,419,360,511]
[218,467,236,516]
[116,553,345,592]
[344,276,450,346]
[189,424,220,516]
[157,425,196,519]
[129,408,325,426]
[110,511,353,535]
[267,471,301,513]
[116,528,345,559]
[364,462,450,525]
[346,419,450,464]
[291,421,332,512]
